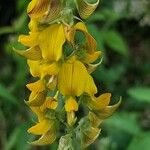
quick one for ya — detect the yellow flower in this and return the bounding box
[58,56,97,97]
[65,22,101,64]
[87,93,121,119]
[28,95,58,145]
[19,23,66,62]
[27,60,59,78]
[30,95,58,122]
[28,118,56,145]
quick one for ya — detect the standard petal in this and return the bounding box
[39,24,65,61]
[58,61,73,96]
[72,60,88,96]
[58,58,97,96]
[85,75,97,95]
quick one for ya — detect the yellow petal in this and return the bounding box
[18,32,39,47]
[75,22,88,32]
[28,119,52,135]
[88,112,102,127]
[13,46,42,60]
[25,91,47,106]
[29,130,56,145]
[87,57,103,74]
[27,60,41,77]
[58,61,73,96]
[30,107,45,122]
[26,80,45,92]
[83,51,101,63]
[58,58,97,96]
[82,127,101,148]
[47,76,57,90]
[72,60,88,96]
[91,93,112,110]
[40,62,59,78]
[67,111,77,126]
[39,24,65,61]
[27,0,50,19]
[85,74,97,95]
[65,97,78,112]
[75,22,97,53]
[40,97,58,111]
[96,98,122,119]
[28,19,38,32]
[64,25,76,43]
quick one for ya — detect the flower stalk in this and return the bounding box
[14,0,121,149]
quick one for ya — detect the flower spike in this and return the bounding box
[15,0,121,148]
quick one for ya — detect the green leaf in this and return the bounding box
[0,84,19,105]
[128,87,150,102]
[127,132,150,150]
[102,30,129,56]
[104,112,141,135]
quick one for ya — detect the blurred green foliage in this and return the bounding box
[0,0,150,150]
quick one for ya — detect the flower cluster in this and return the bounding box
[15,0,121,148]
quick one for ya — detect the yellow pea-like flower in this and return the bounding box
[58,57,97,96]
